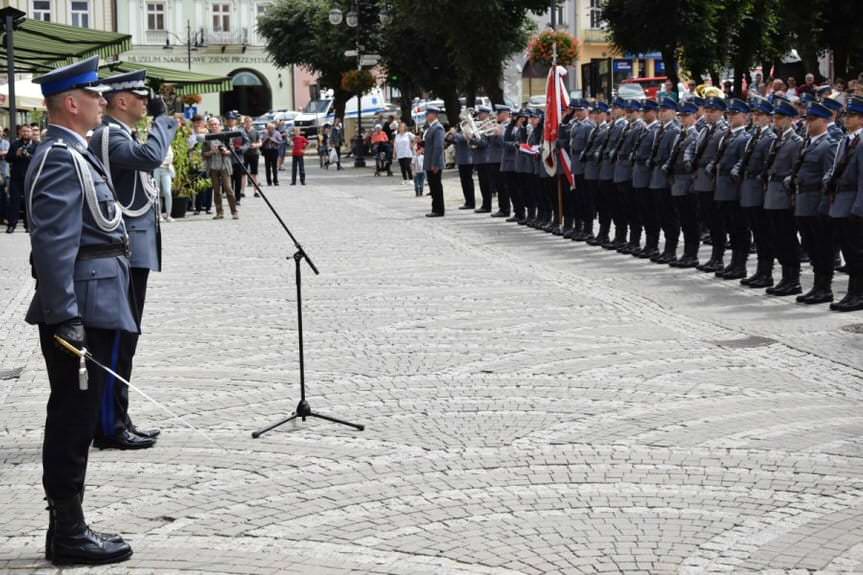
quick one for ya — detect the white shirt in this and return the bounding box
[394,132,415,159]
[414,153,424,172]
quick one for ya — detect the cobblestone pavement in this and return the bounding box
[2,163,863,575]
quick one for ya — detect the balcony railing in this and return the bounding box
[142,29,169,45]
[583,28,609,44]
[207,28,248,46]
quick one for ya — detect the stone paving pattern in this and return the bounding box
[1,164,863,574]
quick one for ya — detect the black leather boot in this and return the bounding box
[766,265,802,296]
[745,260,774,288]
[719,251,747,280]
[46,496,132,565]
[797,272,834,304]
[831,275,863,311]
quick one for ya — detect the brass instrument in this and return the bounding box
[460,107,499,142]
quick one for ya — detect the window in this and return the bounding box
[70,0,89,28]
[256,2,271,21]
[32,0,51,21]
[146,2,165,31]
[589,0,604,29]
[212,3,231,32]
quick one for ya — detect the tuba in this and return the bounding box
[460,107,480,141]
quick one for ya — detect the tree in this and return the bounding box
[258,0,363,119]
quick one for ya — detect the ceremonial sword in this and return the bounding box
[53,335,224,450]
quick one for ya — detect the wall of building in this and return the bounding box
[8,0,114,30]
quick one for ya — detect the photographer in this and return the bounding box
[202,117,238,219]
[6,124,36,233]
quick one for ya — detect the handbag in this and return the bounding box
[328,148,338,164]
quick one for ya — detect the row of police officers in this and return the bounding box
[441,92,862,312]
[24,57,177,565]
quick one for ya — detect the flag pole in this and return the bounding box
[553,41,564,228]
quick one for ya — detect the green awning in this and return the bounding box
[0,19,132,73]
[100,61,232,96]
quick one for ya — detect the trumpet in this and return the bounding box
[460,108,499,142]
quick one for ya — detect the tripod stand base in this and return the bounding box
[252,400,365,438]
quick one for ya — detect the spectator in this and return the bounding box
[277,119,290,171]
[224,111,249,205]
[0,128,8,226]
[290,128,309,186]
[413,140,425,197]
[786,76,798,94]
[6,124,36,233]
[190,115,213,215]
[154,144,175,222]
[370,124,392,176]
[260,122,282,186]
[330,118,344,170]
[659,79,678,102]
[394,121,416,183]
[833,78,848,106]
[797,73,816,96]
[202,116,238,220]
[242,115,261,196]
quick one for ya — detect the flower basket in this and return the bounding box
[340,69,376,94]
[182,94,203,105]
[527,30,579,67]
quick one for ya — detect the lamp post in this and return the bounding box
[162,19,204,70]
[0,4,26,133]
[328,1,391,168]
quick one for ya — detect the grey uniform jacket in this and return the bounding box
[632,121,659,189]
[584,123,608,181]
[670,126,698,196]
[795,133,838,216]
[764,128,804,210]
[485,127,504,165]
[514,125,534,174]
[615,119,642,184]
[500,121,517,173]
[826,131,861,218]
[738,126,776,207]
[89,115,178,272]
[531,123,549,179]
[556,119,573,176]
[570,119,594,176]
[690,121,727,192]
[448,132,474,166]
[827,123,845,141]
[470,132,488,165]
[601,118,626,181]
[714,127,750,202]
[25,126,139,334]
[649,121,680,190]
[424,122,446,171]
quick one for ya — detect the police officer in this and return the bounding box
[446,122,476,210]
[793,102,839,304]
[764,97,805,296]
[827,97,863,311]
[668,101,701,268]
[473,105,495,213]
[736,99,778,287]
[513,110,536,225]
[821,97,846,140]
[525,110,544,227]
[618,100,645,252]
[556,102,576,237]
[713,98,752,279]
[424,106,446,217]
[569,100,593,240]
[583,102,609,243]
[506,110,529,223]
[27,56,135,565]
[490,105,511,218]
[631,99,660,259]
[648,97,682,264]
[690,97,728,272]
[89,70,179,450]
[601,99,628,248]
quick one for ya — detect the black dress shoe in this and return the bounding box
[670,256,699,268]
[746,275,774,288]
[562,227,574,239]
[587,235,607,246]
[47,497,132,566]
[638,247,659,259]
[831,294,863,311]
[721,267,747,280]
[5,226,14,234]
[551,225,563,236]
[458,204,475,210]
[517,218,529,225]
[426,212,444,218]
[797,287,834,304]
[474,207,492,213]
[129,425,160,439]
[658,253,677,265]
[697,259,724,273]
[93,430,156,450]
[505,215,519,222]
[491,211,510,218]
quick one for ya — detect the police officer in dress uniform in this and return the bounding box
[822,97,846,140]
[505,110,528,223]
[668,101,702,268]
[473,105,495,213]
[631,99,660,259]
[446,123,476,210]
[827,97,863,311]
[490,105,511,218]
[792,102,840,304]
[556,102,576,237]
[424,106,446,217]
[583,102,609,243]
[600,98,628,248]
[736,99,778,287]
[690,97,729,272]
[27,56,135,566]
[512,110,535,225]
[764,97,806,296]
[569,100,593,240]
[89,70,179,450]
[712,98,752,280]
[525,110,545,227]
[618,100,645,252]
[609,100,636,251]
[649,97,682,264]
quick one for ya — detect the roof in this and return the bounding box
[99,61,232,96]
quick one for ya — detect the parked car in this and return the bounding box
[616,82,647,101]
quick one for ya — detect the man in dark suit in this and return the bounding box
[424,106,446,217]
[5,124,36,233]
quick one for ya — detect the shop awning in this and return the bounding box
[100,61,232,96]
[0,19,132,73]
[0,78,45,110]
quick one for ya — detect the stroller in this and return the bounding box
[373,142,393,176]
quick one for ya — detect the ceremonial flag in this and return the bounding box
[542,64,573,186]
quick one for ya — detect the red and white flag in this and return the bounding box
[542,64,573,186]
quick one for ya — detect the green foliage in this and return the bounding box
[528,29,580,67]
[341,69,376,94]
[172,123,209,199]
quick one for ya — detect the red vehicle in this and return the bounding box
[620,76,668,100]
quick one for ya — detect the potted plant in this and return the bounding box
[527,29,579,66]
[340,69,376,94]
[170,123,209,218]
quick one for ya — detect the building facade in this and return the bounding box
[6,0,114,30]
[116,0,295,116]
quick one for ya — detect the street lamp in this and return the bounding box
[328,8,343,25]
[162,20,205,70]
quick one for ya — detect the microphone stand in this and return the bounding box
[215,142,364,436]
